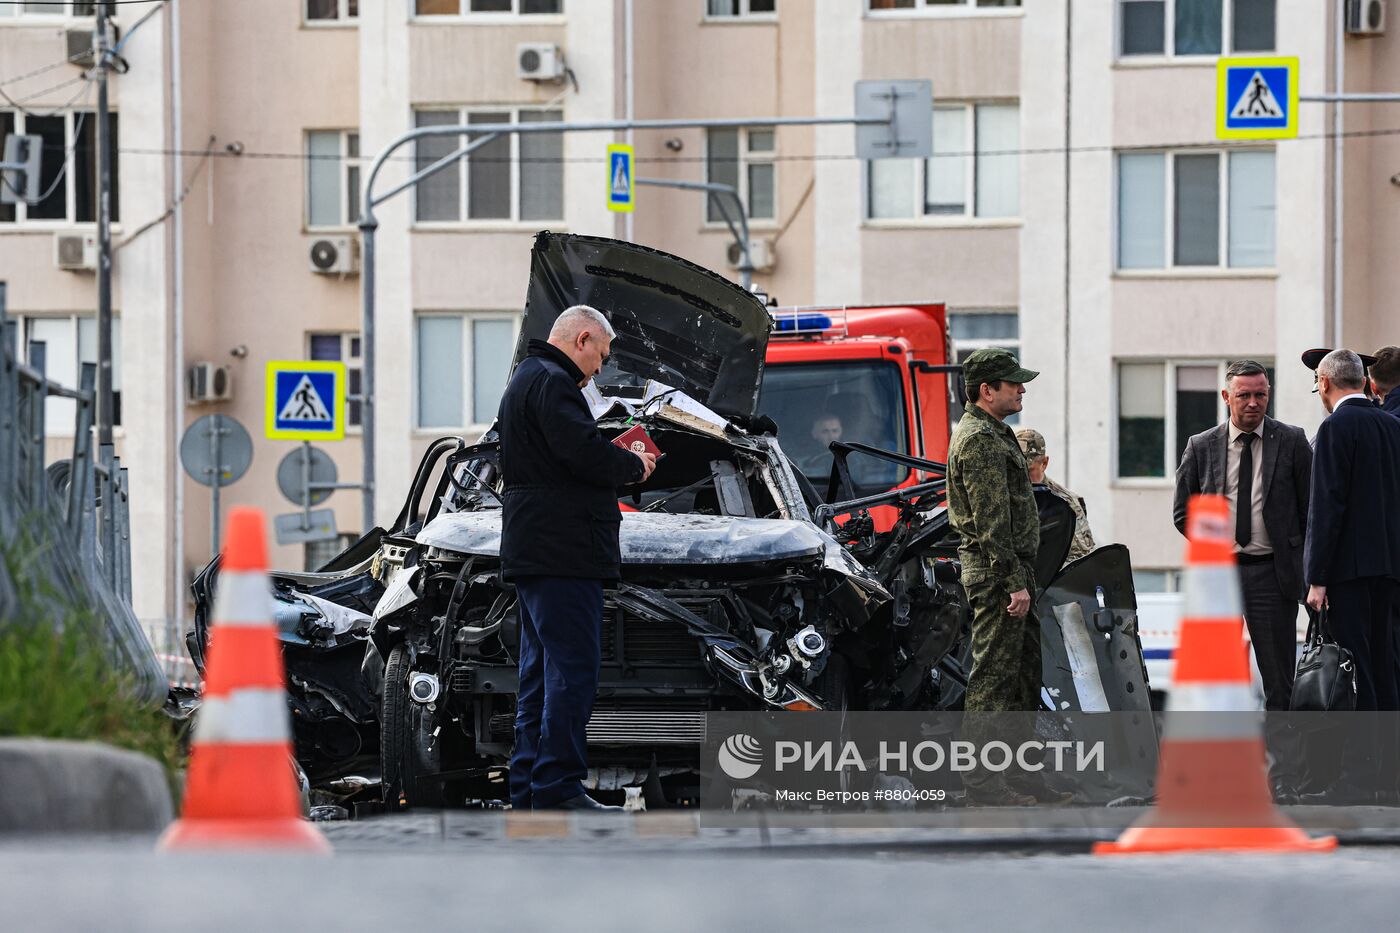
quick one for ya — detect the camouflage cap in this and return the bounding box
[963,348,1039,387]
[1014,428,1047,459]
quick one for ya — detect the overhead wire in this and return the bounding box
[0,48,93,88]
[116,134,217,250]
[104,124,1400,168]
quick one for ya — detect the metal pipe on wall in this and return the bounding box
[1333,0,1345,346]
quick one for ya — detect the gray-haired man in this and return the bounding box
[498,304,656,811]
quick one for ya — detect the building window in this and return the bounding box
[706,0,776,17]
[1116,149,1274,270]
[1132,568,1180,593]
[19,314,121,431]
[1116,359,1275,478]
[414,0,562,15]
[305,0,357,22]
[949,310,1020,425]
[868,0,1020,12]
[867,103,1019,221]
[413,109,562,224]
[0,3,116,18]
[308,332,363,427]
[414,313,520,429]
[1119,0,1275,57]
[705,127,775,223]
[306,130,360,228]
[0,110,119,225]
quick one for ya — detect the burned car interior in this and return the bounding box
[189,232,1152,809]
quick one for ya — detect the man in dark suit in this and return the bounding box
[1174,359,1311,799]
[1304,349,1400,801]
[498,305,656,811]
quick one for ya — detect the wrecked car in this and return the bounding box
[189,232,1151,807]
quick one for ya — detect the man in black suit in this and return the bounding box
[1174,359,1311,799]
[1304,349,1400,801]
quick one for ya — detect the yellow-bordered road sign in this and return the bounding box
[607,143,635,212]
[265,360,346,441]
[1217,56,1298,140]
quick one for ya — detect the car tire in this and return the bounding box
[380,645,445,809]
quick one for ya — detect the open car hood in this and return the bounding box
[420,510,826,566]
[516,232,773,421]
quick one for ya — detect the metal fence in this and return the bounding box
[0,283,167,707]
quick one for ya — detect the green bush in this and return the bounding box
[0,524,184,794]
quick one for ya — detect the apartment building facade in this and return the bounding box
[0,0,1392,634]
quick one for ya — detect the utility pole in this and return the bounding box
[94,3,114,446]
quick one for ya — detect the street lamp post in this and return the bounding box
[354,91,925,533]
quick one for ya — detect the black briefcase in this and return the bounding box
[1290,606,1356,716]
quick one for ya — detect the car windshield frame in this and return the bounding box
[758,359,911,495]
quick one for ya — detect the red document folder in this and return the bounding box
[612,424,662,458]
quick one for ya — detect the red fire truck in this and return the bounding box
[757,303,958,528]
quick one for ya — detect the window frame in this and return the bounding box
[16,311,122,434]
[1116,0,1276,61]
[0,109,118,227]
[411,106,564,227]
[863,101,1021,224]
[303,0,358,26]
[703,125,778,226]
[411,0,565,20]
[305,129,361,230]
[306,331,363,430]
[865,0,1023,17]
[413,311,522,432]
[1112,357,1275,484]
[1114,146,1275,272]
[703,0,778,22]
[0,2,116,23]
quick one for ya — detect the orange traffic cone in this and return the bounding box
[1095,494,1335,855]
[158,507,331,854]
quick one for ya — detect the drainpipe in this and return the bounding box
[170,0,185,636]
[1332,0,1344,345]
[625,0,635,243]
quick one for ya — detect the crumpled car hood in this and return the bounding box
[420,510,828,566]
[516,232,772,421]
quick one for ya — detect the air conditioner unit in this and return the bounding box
[186,361,232,404]
[54,232,98,272]
[1348,0,1387,35]
[517,42,565,82]
[309,236,359,275]
[726,237,776,274]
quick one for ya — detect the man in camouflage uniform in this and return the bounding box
[947,349,1058,805]
[1016,428,1097,565]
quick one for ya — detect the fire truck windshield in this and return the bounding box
[758,361,909,494]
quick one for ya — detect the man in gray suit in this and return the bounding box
[1173,360,1312,800]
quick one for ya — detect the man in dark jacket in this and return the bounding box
[1372,346,1400,418]
[498,304,656,811]
[1304,349,1400,802]
[1172,360,1311,800]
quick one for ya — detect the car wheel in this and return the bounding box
[380,645,445,808]
[818,654,858,799]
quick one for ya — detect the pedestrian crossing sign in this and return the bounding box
[1217,56,1298,140]
[607,143,635,213]
[265,360,346,441]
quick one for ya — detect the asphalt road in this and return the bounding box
[3,820,1399,932]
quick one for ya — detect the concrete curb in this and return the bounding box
[0,738,174,833]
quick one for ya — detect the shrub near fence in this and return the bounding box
[0,283,167,709]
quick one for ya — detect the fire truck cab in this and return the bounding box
[757,303,957,520]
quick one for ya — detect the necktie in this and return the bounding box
[1236,433,1255,549]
